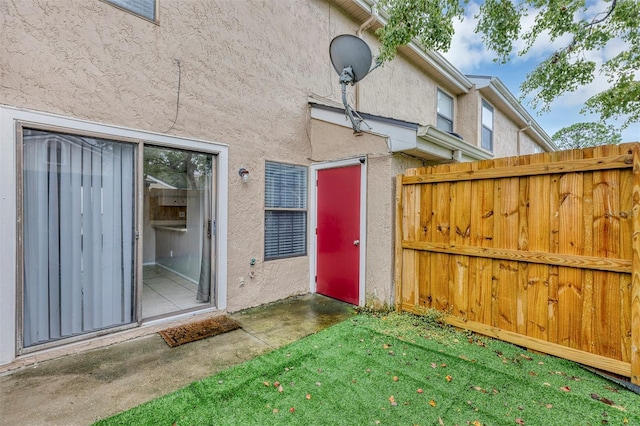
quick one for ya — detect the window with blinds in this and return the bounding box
[264,161,307,260]
[481,100,494,151]
[104,0,156,21]
[436,89,454,133]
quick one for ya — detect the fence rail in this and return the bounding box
[394,143,640,385]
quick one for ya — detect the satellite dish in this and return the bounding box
[330,34,373,84]
[329,34,381,133]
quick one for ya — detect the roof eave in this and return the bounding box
[341,0,473,95]
[417,125,494,162]
[309,100,491,162]
[468,76,558,152]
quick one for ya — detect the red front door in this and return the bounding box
[316,165,361,305]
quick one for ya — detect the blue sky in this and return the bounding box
[441,1,640,143]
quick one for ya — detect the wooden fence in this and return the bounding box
[394,143,640,385]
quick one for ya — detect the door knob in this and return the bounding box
[353,240,360,246]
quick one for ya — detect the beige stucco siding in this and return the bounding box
[1,0,345,312]
[357,40,439,126]
[1,0,456,311]
[490,103,547,157]
[491,103,520,158]
[455,88,481,146]
[456,95,546,158]
[0,0,553,369]
[519,131,546,155]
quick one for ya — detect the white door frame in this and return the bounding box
[0,105,228,366]
[309,158,367,306]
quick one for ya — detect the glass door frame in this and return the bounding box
[140,144,217,320]
[13,112,228,356]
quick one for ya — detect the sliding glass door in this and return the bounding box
[142,146,214,318]
[20,128,217,349]
[22,128,136,347]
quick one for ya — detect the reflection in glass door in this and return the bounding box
[142,146,215,318]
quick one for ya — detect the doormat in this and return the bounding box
[158,316,241,347]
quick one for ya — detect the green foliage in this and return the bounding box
[552,122,622,149]
[376,0,639,128]
[476,0,522,63]
[144,146,211,189]
[375,0,464,63]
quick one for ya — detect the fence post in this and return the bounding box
[394,174,404,312]
[631,146,640,385]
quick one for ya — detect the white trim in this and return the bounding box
[309,158,367,306]
[310,105,417,153]
[0,105,229,366]
[416,126,493,161]
[310,103,492,162]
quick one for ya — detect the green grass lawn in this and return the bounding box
[97,311,640,425]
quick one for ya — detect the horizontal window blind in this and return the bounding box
[105,0,156,21]
[265,211,307,259]
[482,101,494,151]
[265,162,307,259]
[437,115,453,133]
[437,89,454,133]
[265,162,307,209]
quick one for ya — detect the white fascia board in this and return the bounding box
[310,103,491,162]
[310,103,418,152]
[417,125,494,161]
[350,0,472,94]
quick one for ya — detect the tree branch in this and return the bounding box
[587,0,617,27]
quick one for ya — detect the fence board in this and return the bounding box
[555,148,582,348]
[396,143,640,384]
[432,164,451,311]
[394,173,403,312]
[403,154,633,184]
[401,241,631,272]
[469,159,494,324]
[631,146,640,384]
[451,162,472,318]
[526,153,550,340]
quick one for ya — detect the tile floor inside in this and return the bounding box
[142,264,206,318]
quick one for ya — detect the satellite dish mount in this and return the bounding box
[329,34,380,133]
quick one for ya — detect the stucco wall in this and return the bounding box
[456,88,481,146]
[356,35,439,126]
[1,0,339,313]
[519,131,546,155]
[0,0,551,368]
[456,89,549,157]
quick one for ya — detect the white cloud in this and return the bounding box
[441,2,489,72]
[445,0,621,69]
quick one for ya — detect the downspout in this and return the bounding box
[517,121,531,156]
[355,4,378,111]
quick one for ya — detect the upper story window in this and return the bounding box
[481,100,494,151]
[104,0,156,22]
[436,89,454,133]
[264,161,308,260]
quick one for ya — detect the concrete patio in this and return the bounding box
[0,294,353,425]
